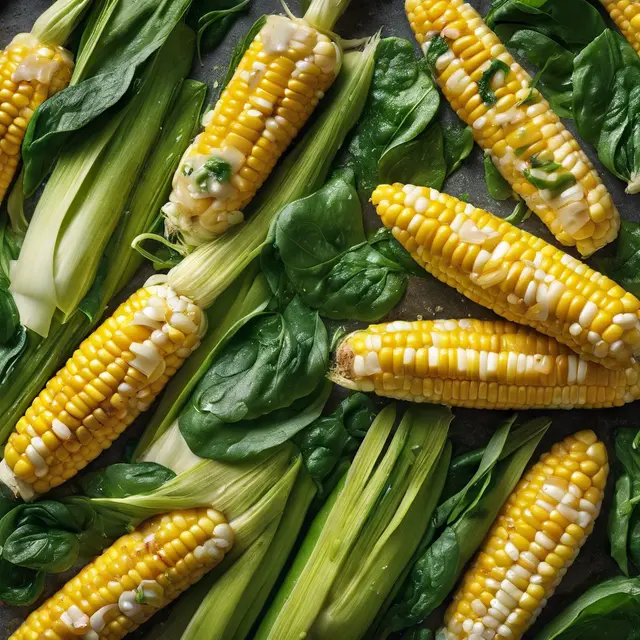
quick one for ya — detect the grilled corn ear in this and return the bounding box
[0,33,73,202]
[0,278,204,499]
[163,16,340,247]
[440,430,608,640]
[373,184,640,370]
[405,0,619,255]
[331,319,640,409]
[9,508,233,640]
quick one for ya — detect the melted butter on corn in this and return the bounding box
[163,15,339,247]
[405,0,619,255]
[332,319,640,409]
[0,276,205,499]
[372,184,640,369]
[0,33,73,203]
[441,430,608,640]
[9,508,234,640]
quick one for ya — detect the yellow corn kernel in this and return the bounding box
[599,0,640,53]
[0,279,204,499]
[440,431,608,640]
[331,318,640,409]
[0,33,73,203]
[162,16,340,248]
[9,508,233,640]
[372,184,640,370]
[406,0,619,255]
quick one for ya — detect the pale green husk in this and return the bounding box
[0,78,205,445]
[255,404,453,640]
[31,0,92,46]
[304,0,353,32]
[168,37,378,308]
[10,24,194,337]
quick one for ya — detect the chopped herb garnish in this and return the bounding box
[478,60,510,106]
[524,168,576,192]
[194,157,233,190]
[182,164,193,176]
[520,87,539,105]
[530,154,562,172]
[136,588,146,604]
[425,35,449,70]
[459,192,471,202]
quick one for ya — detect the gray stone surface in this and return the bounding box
[0,0,637,637]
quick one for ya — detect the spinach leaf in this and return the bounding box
[478,60,510,106]
[0,288,19,345]
[404,630,433,640]
[0,485,18,521]
[181,380,331,460]
[573,30,640,192]
[347,37,439,195]
[368,227,425,277]
[506,29,574,117]
[599,221,640,297]
[535,577,640,639]
[0,326,28,386]
[0,560,44,606]
[275,171,409,322]
[295,393,376,487]
[195,0,250,61]
[504,199,532,224]
[22,0,193,193]
[3,524,80,573]
[443,122,474,177]
[608,428,640,574]
[379,122,446,189]
[80,462,176,499]
[179,296,330,460]
[483,154,512,200]
[486,0,606,49]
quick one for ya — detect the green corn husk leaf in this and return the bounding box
[133,264,271,459]
[10,24,195,337]
[167,37,378,309]
[31,0,93,46]
[303,0,353,31]
[255,404,452,640]
[0,75,205,446]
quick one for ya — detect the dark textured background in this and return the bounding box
[0,0,638,637]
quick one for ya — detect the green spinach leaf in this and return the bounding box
[295,393,376,487]
[0,560,44,606]
[599,221,640,297]
[179,296,330,459]
[608,428,640,574]
[483,154,512,200]
[347,37,439,195]
[3,524,80,573]
[195,0,250,61]
[443,122,474,177]
[80,462,176,499]
[22,0,193,193]
[504,199,532,224]
[368,227,425,277]
[0,288,19,345]
[573,30,640,193]
[379,122,446,189]
[535,577,640,639]
[487,0,606,49]
[506,29,574,117]
[0,326,28,386]
[275,171,410,321]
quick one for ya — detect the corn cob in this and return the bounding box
[0,33,73,203]
[405,0,619,256]
[163,15,340,248]
[0,277,205,500]
[331,318,640,409]
[440,430,608,640]
[373,184,640,370]
[9,507,234,640]
[599,0,640,53]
